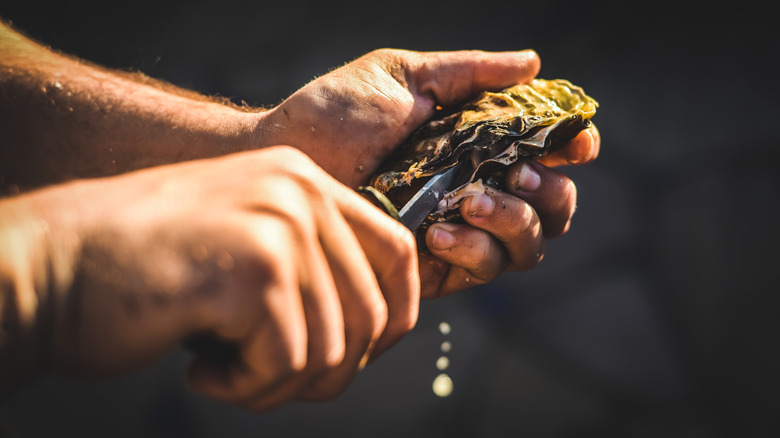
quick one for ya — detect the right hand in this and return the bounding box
[16,146,419,411]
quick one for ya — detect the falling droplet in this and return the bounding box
[433,321,453,397]
[432,373,453,397]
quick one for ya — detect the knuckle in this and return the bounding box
[360,49,414,84]
[253,334,307,385]
[393,228,419,269]
[474,237,497,269]
[349,297,388,346]
[307,345,344,377]
[392,309,418,334]
[264,147,322,184]
[346,293,389,344]
[281,349,308,376]
[242,226,293,281]
[564,180,578,216]
[561,178,577,208]
[324,337,348,368]
[510,201,541,239]
[395,225,417,252]
[368,299,389,339]
[470,240,508,281]
[366,48,391,58]
[365,48,403,61]
[546,178,577,238]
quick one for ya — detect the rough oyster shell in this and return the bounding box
[368,78,598,228]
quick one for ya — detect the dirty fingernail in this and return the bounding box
[467,193,494,217]
[516,162,541,192]
[430,225,455,251]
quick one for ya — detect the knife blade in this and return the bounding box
[398,165,461,231]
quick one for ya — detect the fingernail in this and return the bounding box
[565,128,592,164]
[467,193,494,217]
[516,162,541,192]
[430,225,455,251]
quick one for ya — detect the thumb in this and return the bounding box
[406,49,541,106]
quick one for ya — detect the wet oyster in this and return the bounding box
[366,78,598,231]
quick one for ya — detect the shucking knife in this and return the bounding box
[398,164,462,231]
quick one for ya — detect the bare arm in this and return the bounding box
[0,19,600,408]
[0,146,419,406]
[0,20,262,192]
[1,21,599,193]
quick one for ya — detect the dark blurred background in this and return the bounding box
[1,1,779,437]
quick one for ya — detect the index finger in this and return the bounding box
[336,185,421,359]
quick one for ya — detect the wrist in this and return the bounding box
[220,104,271,154]
[245,104,280,152]
[0,187,83,389]
[0,200,58,388]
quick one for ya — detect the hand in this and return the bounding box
[7,146,418,411]
[257,49,600,297]
[420,127,600,297]
[259,49,545,187]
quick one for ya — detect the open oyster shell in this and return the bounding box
[367,78,598,230]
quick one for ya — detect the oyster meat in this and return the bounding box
[367,78,598,231]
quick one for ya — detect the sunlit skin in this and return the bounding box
[0,21,599,411]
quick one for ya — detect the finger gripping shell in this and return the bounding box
[369,78,598,230]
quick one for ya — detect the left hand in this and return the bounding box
[258,49,544,187]
[255,49,600,298]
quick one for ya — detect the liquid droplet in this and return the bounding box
[436,356,449,370]
[440,341,451,353]
[438,322,451,335]
[432,373,453,397]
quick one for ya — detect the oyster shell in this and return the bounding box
[368,78,598,230]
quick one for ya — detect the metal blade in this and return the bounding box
[398,165,460,231]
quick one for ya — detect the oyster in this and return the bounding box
[367,78,598,232]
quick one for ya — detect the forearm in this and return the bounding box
[0,21,264,192]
